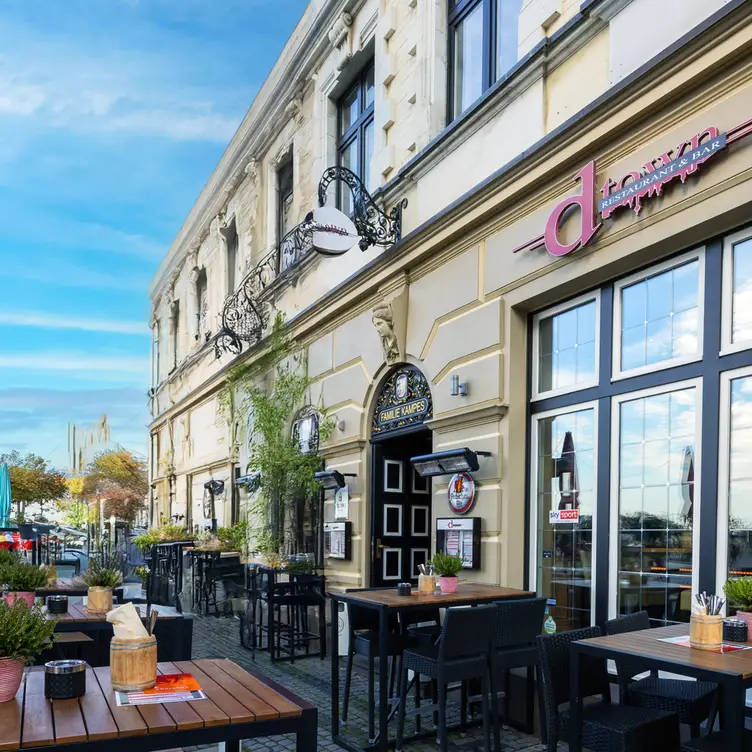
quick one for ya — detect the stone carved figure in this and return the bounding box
[372,302,399,364]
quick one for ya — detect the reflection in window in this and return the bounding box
[337,62,375,214]
[726,376,752,585]
[538,299,597,394]
[452,3,484,117]
[620,260,700,373]
[449,0,523,120]
[731,238,752,343]
[617,387,697,627]
[535,407,595,632]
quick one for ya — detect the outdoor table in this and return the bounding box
[0,658,317,752]
[44,604,187,666]
[570,623,752,752]
[37,578,88,597]
[329,583,533,752]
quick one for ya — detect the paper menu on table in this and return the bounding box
[115,673,207,706]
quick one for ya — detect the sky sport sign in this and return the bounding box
[549,509,579,524]
[513,118,752,258]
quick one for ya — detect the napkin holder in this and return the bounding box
[107,603,157,692]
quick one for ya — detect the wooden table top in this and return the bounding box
[0,659,305,751]
[46,603,182,622]
[37,579,88,595]
[333,583,533,610]
[575,623,752,680]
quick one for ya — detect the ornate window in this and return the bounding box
[225,219,239,295]
[195,268,208,341]
[448,0,523,120]
[151,319,160,387]
[338,62,375,214]
[170,300,180,371]
[277,159,294,272]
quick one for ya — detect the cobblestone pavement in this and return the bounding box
[188,614,546,752]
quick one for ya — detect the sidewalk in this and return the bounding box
[189,614,545,752]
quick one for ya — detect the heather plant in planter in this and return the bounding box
[82,555,123,614]
[724,577,752,627]
[0,562,49,607]
[429,552,464,594]
[0,600,57,702]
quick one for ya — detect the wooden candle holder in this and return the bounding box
[690,613,723,651]
[110,634,157,692]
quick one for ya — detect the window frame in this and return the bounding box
[528,399,599,629]
[447,0,520,121]
[337,62,375,204]
[608,378,703,621]
[715,363,752,600]
[531,290,601,401]
[151,320,160,387]
[721,227,752,355]
[612,248,706,382]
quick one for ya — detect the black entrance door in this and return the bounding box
[371,431,432,587]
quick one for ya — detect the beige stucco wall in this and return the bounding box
[146,0,751,593]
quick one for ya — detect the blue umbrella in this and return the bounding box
[0,463,12,527]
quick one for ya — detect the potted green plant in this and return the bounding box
[723,577,752,627]
[82,555,123,614]
[0,562,49,607]
[430,552,464,594]
[0,600,57,702]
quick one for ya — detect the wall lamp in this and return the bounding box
[235,472,261,493]
[450,374,468,397]
[314,470,357,490]
[411,448,491,478]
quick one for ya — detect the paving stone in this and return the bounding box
[187,614,556,752]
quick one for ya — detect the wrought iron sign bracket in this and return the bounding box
[317,166,407,251]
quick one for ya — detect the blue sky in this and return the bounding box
[0,0,308,471]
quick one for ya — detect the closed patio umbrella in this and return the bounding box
[556,431,580,510]
[0,462,11,527]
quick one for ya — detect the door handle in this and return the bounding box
[375,538,386,559]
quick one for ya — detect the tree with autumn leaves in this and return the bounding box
[77,450,149,526]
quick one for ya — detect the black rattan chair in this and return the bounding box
[341,602,402,742]
[490,597,548,742]
[537,626,680,752]
[395,605,498,752]
[682,730,752,751]
[607,611,719,738]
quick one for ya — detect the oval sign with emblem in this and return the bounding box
[447,472,475,515]
[311,206,360,256]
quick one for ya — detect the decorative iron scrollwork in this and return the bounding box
[317,166,407,251]
[214,220,314,357]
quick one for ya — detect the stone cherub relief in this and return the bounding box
[372,302,400,365]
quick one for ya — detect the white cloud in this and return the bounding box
[0,311,148,335]
[0,353,149,374]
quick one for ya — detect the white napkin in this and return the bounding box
[106,602,149,639]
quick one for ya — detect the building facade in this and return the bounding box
[149,0,752,631]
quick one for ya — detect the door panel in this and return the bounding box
[371,432,432,587]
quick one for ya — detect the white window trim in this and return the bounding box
[382,548,402,581]
[411,505,430,536]
[721,227,752,356]
[715,364,752,604]
[608,377,703,621]
[383,504,403,536]
[411,548,430,578]
[612,248,705,382]
[528,399,599,628]
[384,459,403,493]
[531,290,601,401]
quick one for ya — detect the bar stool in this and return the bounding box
[536,626,680,752]
[395,605,498,752]
[607,611,718,739]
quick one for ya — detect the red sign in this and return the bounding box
[515,117,752,258]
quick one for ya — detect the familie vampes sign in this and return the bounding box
[514,118,752,258]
